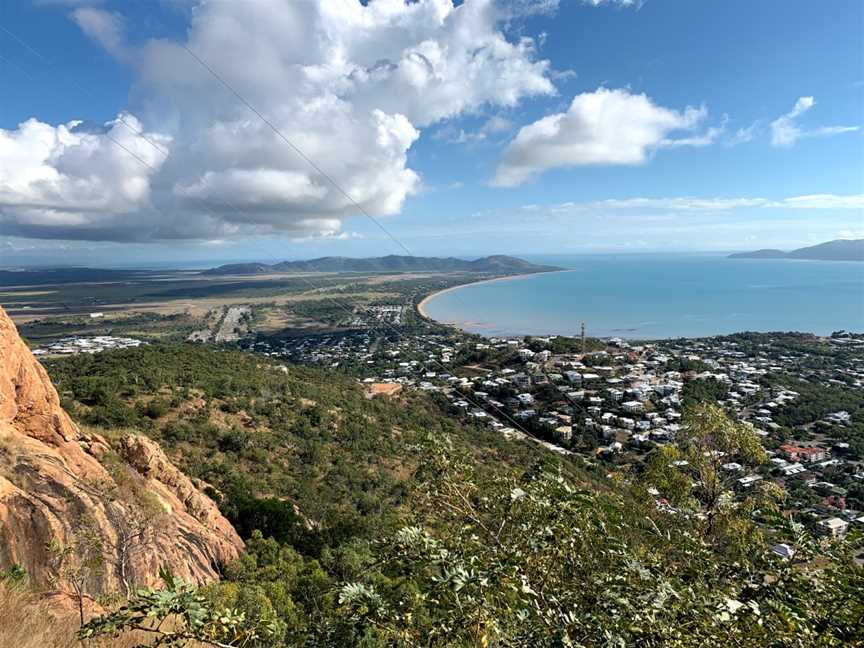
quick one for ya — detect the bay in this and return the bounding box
[421,254,864,339]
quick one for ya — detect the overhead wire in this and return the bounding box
[0,25,584,455]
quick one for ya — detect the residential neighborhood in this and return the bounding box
[242,327,864,548]
[33,335,144,356]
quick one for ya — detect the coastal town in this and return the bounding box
[21,282,864,556]
[240,321,864,551]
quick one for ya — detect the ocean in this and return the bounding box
[422,254,864,339]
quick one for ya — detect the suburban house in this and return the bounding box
[816,517,849,538]
[779,444,827,463]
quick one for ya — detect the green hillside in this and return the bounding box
[46,344,562,556]
[42,345,864,647]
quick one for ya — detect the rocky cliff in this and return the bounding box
[0,306,243,595]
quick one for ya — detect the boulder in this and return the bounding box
[0,307,243,596]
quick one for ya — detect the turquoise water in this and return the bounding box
[424,254,864,339]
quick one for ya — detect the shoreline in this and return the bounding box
[416,270,570,320]
[414,267,860,340]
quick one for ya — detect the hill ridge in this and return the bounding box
[203,254,560,275]
[729,238,864,261]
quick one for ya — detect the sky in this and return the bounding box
[0,0,862,267]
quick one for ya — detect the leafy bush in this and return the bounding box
[79,568,281,646]
[136,398,169,419]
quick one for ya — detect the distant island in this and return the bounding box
[729,239,864,262]
[203,254,561,275]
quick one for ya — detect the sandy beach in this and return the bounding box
[416,271,568,320]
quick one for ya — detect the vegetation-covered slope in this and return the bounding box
[28,344,864,647]
[46,344,559,557]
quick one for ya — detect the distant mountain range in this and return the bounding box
[202,255,561,275]
[729,239,864,262]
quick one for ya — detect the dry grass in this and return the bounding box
[0,583,208,648]
[365,382,403,399]
[0,583,78,648]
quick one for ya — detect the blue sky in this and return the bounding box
[0,0,862,266]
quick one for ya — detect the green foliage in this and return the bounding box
[0,564,27,585]
[664,357,711,373]
[325,437,864,647]
[137,398,170,419]
[47,344,546,561]
[216,531,346,643]
[644,403,778,553]
[767,374,864,457]
[524,335,606,354]
[79,568,280,647]
[77,412,864,647]
[58,345,864,647]
[681,377,729,407]
[225,496,309,551]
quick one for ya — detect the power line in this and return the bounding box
[0,24,171,161]
[1,44,544,449]
[178,44,415,258]
[178,45,588,426]
[2,22,408,255]
[1,27,582,456]
[174,46,582,443]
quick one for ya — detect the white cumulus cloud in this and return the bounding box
[493,87,713,186]
[3,0,554,241]
[0,114,170,240]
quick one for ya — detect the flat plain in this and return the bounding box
[0,267,493,346]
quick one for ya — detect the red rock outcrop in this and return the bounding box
[0,306,243,594]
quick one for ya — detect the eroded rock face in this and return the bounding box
[0,307,243,594]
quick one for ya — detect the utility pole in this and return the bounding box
[580,321,586,355]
